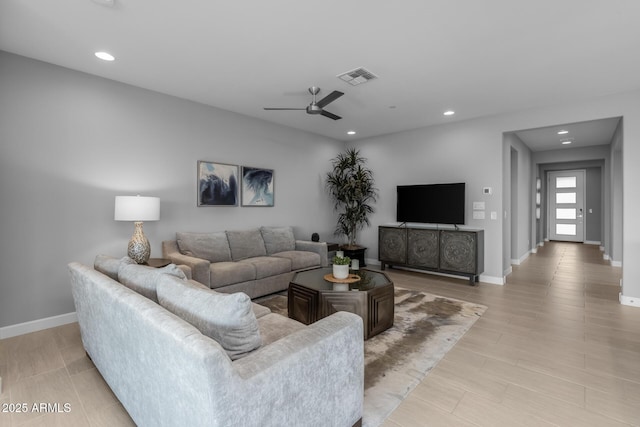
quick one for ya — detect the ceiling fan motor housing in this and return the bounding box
[307,104,323,114]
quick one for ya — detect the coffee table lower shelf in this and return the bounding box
[288,276,394,340]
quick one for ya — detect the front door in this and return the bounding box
[548,170,585,242]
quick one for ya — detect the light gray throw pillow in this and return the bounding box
[118,263,187,302]
[156,277,262,360]
[176,231,231,263]
[226,228,267,260]
[94,254,136,280]
[260,226,295,255]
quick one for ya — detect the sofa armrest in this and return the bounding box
[232,311,363,426]
[295,240,328,267]
[162,240,210,286]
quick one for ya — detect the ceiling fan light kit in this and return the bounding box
[264,86,344,120]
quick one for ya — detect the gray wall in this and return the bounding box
[0,51,343,328]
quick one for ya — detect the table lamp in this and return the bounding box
[114,195,160,264]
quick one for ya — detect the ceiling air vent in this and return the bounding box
[337,67,378,86]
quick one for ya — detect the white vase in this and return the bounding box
[333,264,349,279]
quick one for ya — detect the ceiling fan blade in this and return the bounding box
[321,110,342,120]
[316,91,344,108]
[263,107,306,110]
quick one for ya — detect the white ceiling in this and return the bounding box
[514,117,621,152]
[1,0,639,147]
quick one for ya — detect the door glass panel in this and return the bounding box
[556,192,576,204]
[556,208,576,219]
[556,176,576,188]
[556,224,576,235]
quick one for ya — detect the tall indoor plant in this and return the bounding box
[326,148,378,248]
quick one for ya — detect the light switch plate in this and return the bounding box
[473,201,485,210]
[473,211,485,220]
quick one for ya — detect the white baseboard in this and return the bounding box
[0,312,77,339]
[584,240,601,245]
[481,274,505,285]
[620,293,640,308]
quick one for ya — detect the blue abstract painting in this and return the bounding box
[198,161,238,206]
[241,166,274,207]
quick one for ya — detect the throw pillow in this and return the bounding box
[176,231,231,263]
[94,254,136,281]
[118,263,187,302]
[260,226,295,255]
[156,277,262,360]
[226,228,267,261]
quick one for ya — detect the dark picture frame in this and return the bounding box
[241,166,274,207]
[197,161,239,206]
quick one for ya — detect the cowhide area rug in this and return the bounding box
[257,287,487,427]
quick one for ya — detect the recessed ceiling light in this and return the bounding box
[443,110,455,116]
[347,131,356,135]
[94,51,115,61]
[561,140,572,145]
[557,130,569,135]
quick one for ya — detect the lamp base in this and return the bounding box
[128,221,151,264]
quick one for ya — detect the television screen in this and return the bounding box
[396,183,465,225]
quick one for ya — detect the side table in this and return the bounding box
[340,246,367,267]
[145,258,172,268]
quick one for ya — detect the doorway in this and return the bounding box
[548,169,585,242]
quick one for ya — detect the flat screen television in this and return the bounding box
[396,183,465,225]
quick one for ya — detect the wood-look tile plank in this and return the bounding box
[453,391,556,427]
[387,396,477,427]
[501,384,628,427]
[481,358,586,407]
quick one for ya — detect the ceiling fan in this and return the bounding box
[264,87,344,120]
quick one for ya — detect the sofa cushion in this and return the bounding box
[272,251,321,271]
[261,226,296,255]
[94,254,136,280]
[156,277,262,360]
[257,313,306,346]
[209,262,256,289]
[118,263,187,302]
[226,228,267,261]
[176,232,231,263]
[238,256,292,280]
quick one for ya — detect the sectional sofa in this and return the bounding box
[70,256,364,426]
[162,226,328,298]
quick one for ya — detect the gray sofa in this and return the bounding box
[70,259,364,427]
[162,226,328,298]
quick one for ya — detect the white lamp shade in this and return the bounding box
[114,196,160,221]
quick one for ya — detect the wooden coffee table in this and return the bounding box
[288,267,394,339]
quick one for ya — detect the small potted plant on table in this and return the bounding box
[332,255,351,279]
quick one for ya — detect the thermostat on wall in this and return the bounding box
[483,187,493,195]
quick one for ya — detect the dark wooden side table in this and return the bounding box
[145,258,172,268]
[340,246,367,267]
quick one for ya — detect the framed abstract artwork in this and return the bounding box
[241,166,274,207]
[197,161,239,206]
